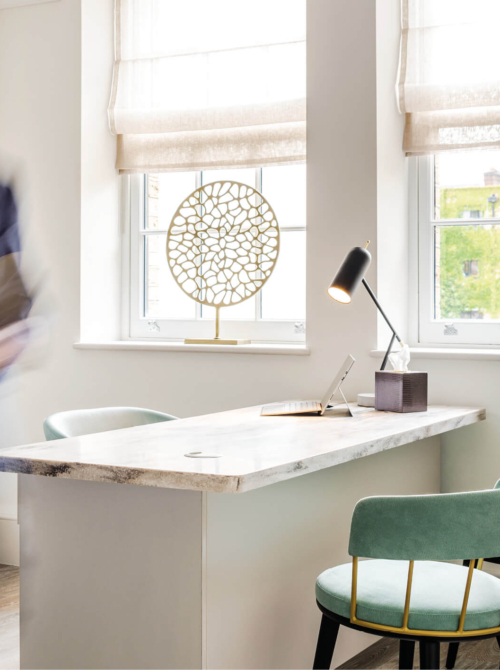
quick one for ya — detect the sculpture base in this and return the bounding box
[184,338,251,346]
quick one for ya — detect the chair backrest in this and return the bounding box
[349,488,500,561]
[43,407,178,441]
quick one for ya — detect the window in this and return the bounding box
[128,164,306,342]
[111,0,306,344]
[418,150,500,345]
[400,1,500,347]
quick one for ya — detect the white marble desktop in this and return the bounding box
[0,404,485,493]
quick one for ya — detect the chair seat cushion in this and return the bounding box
[316,560,500,632]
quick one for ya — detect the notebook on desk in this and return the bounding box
[261,354,355,417]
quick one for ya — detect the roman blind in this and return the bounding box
[398,0,500,156]
[109,0,306,174]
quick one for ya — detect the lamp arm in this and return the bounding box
[361,279,402,371]
[381,332,396,372]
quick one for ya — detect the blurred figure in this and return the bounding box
[0,179,34,376]
[0,158,43,530]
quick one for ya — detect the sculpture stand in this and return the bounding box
[185,307,251,346]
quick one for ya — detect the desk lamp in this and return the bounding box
[327,241,403,371]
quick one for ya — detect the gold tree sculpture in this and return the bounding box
[167,181,280,344]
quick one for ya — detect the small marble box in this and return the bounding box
[375,371,428,413]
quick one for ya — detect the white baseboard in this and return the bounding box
[0,519,19,566]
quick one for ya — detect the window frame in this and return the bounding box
[417,155,500,346]
[126,170,307,343]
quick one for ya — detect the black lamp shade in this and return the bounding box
[328,246,372,304]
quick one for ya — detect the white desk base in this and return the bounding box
[19,436,441,669]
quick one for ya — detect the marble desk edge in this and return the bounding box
[0,405,486,494]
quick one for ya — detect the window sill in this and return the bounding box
[370,347,500,362]
[74,341,310,356]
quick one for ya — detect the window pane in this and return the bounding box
[155,0,305,56]
[202,168,255,188]
[202,298,256,322]
[140,166,307,328]
[145,234,195,319]
[262,164,306,228]
[147,173,197,230]
[434,224,500,321]
[435,150,500,221]
[261,231,305,321]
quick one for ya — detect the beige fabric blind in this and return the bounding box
[398,0,500,156]
[109,0,306,173]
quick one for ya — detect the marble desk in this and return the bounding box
[0,404,485,669]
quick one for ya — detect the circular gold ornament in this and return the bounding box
[167,181,280,309]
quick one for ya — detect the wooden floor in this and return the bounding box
[0,563,496,670]
[0,565,19,670]
[338,636,500,669]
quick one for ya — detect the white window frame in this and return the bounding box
[417,155,500,346]
[126,170,307,343]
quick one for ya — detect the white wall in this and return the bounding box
[423,359,500,494]
[0,0,445,662]
[80,0,121,343]
[376,0,409,347]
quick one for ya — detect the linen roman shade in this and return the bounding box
[109,0,306,173]
[398,0,500,156]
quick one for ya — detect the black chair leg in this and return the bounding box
[496,634,500,650]
[446,642,459,669]
[313,615,340,670]
[420,640,440,670]
[399,640,415,669]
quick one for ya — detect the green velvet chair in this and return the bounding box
[445,478,500,670]
[43,406,178,441]
[313,487,500,670]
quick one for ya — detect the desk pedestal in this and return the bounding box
[19,437,439,669]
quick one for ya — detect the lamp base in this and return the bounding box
[358,392,375,407]
[184,338,251,345]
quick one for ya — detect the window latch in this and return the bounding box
[294,322,306,335]
[148,320,160,333]
[444,323,458,336]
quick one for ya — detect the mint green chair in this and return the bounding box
[446,478,500,670]
[313,488,500,670]
[43,407,178,441]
